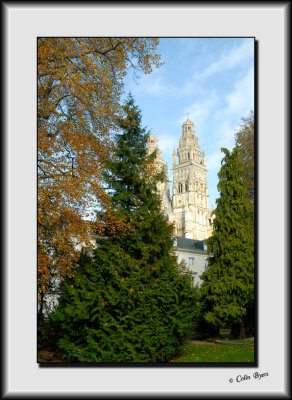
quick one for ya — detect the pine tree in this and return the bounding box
[200,147,254,339]
[234,111,255,337]
[51,95,196,362]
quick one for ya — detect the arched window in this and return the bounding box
[185,182,188,192]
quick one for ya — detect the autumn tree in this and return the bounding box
[235,111,254,203]
[50,96,196,362]
[200,147,254,339]
[37,38,161,310]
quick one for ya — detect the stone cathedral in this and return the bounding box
[147,118,213,241]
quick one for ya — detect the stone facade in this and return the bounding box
[147,118,213,240]
[146,135,172,216]
[174,237,208,287]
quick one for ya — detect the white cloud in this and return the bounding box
[128,65,202,99]
[134,40,254,99]
[224,67,254,115]
[156,134,177,154]
[195,40,254,80]
[183,67,253,177]
[176,92,219,136]
[217,122,236,150]
[188,93,218,122]
[180,79,207,97]
[205,122,236,175]
[129,72,177,97]
[206,151,224,172]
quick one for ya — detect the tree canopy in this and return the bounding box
[37,38,161,305]
[200,147,254,338]
[235,111,254,204]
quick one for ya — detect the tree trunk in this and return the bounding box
[239,318,246,339]
[39,292,44,316]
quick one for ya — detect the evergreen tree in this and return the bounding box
[51,95,196,362]
[200,147,254,339]
[234,111,255,337]
[235,111,255,204]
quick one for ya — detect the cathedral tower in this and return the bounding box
[172,118,212,240]
[147,134,172,216]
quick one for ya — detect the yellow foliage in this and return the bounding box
[38,38,161,302]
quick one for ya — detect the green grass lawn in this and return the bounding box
[170,341,254,363]
[39,340,254,364]
[216,338,254,345]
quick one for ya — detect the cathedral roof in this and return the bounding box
[183,118,194,126]
[175,237,207,254]
[148,133,158,142]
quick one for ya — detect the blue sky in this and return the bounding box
[124,37,254,209]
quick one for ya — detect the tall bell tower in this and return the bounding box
[172,118,212,239]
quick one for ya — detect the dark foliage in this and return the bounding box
[51,96,196,362]
[200,147,254,338]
